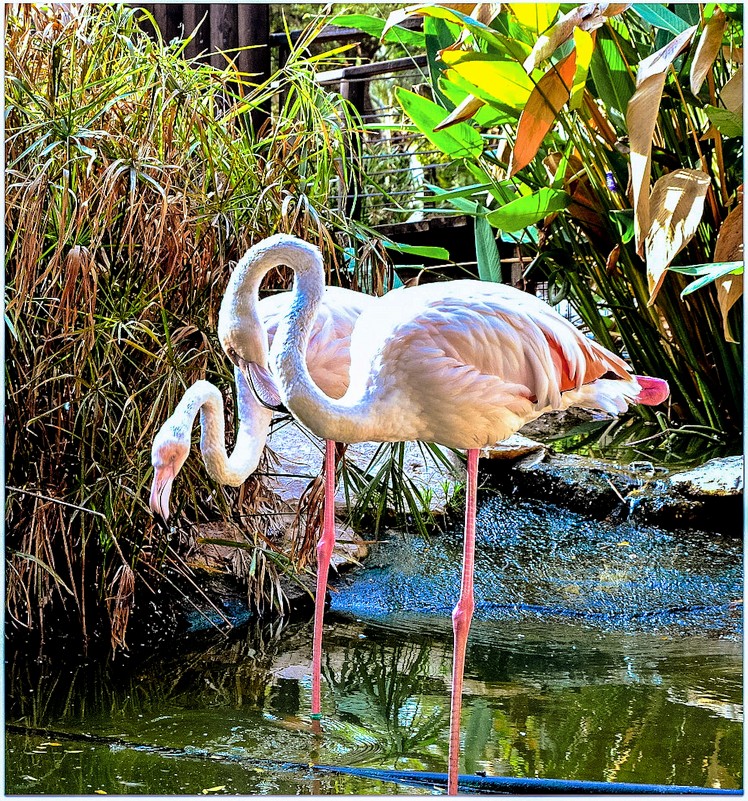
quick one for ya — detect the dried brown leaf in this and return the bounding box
[645,168,711,304]
[716,271,742,343]
[690,9,726,95]
[714,199,744,262]
[433,93,486,131]
[524,2,630,71]
[628,25,698,256]
[637,24,698,84]
[720,67,743,114]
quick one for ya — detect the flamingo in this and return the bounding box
[224,233,670,795]
[149,286,374,521]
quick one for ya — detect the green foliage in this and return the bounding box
[388,2,743,441]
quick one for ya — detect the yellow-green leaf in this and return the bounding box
[396,87,483,159]
[690,8,727,94]
[508,3,559,34]
[570,28,595,109]
[645,169,711,304]
[440,51,535,111]
[509,51,576,176]
[486,188,570,232]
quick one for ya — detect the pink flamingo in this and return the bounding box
[225,233,670,795]
[149,286,373,521]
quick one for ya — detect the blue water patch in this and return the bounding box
[332,492,742,638]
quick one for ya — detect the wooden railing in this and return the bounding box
[133,6,533,283]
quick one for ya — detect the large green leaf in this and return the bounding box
[438,77,516,127]
[705,105,743,137]
[589,28,636,132]
[486,188,570,232]
[440,51,535,111]
[329,14,425,47]
[424,15,457,108]
[631,4,690,34]
[382,238,451,260]
[474,215,502,282]
[396,87,483,159]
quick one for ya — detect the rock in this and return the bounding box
[668,456,743,496]
[482,434,546,461]
[482,439,743,536]
[266,414,463,516]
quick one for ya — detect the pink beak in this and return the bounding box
[149,465,175,521]
[635,375,670,406]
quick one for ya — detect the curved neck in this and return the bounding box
[258,237,375,442]
[179,376,272,486]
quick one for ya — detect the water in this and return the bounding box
[6,492,743,794]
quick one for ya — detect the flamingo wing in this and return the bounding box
[345,281,634,449]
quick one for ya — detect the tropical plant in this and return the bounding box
[373,2,743,446]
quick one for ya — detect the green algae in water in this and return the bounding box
[6,491,742,795]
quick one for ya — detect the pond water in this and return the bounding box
[6,492,743,795]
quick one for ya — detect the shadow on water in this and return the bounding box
[6,491,743,794]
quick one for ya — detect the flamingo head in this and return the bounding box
[149,426,190,521]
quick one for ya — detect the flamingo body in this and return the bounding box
[260,236,666,448]
[226,233,669,795]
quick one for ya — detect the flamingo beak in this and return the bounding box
[237,357,285,412]
[149,464,175,522]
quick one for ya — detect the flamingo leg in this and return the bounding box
[447,448,479,795]
[311,438,337,722]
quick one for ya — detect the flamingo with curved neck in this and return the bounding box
[149,368,272,520]
[226,233,670,795]
[150,285,374,521]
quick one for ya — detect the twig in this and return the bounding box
[6,486,106,518]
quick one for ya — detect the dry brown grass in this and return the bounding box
[5,3,383,651]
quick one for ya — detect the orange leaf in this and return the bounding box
[509,51,576,176]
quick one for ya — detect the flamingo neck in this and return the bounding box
[266,238,372,442]
[182,376,272,486]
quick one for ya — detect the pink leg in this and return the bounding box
[447,448,479,795]
[311,439,337,722]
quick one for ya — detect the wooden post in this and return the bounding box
[237,3,271,133]
[209,3,238,71]
[182,4,211,61]
[340,70,366,220]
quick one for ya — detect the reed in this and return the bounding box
[5,3,384,650]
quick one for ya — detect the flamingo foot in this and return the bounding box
[311,438,337,722]
[447,448,479,795]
